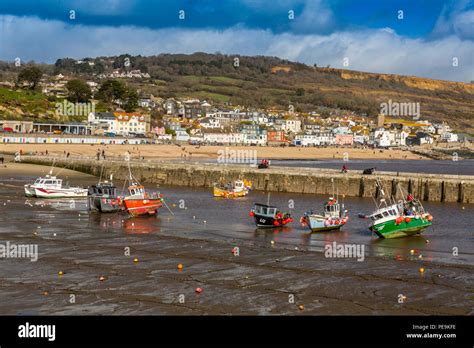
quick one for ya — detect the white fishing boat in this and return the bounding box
[24,175,88,198]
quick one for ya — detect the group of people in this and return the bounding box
[96,149,106,160]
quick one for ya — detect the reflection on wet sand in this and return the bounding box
[123,215,161,235]
[370,235,432,261]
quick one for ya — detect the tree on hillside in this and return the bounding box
[96,79,127,103]
[66,79,92,103]
[17,66,43,89]
[123,89,138,112]
[96,79,138,112]
[296,88,305,96]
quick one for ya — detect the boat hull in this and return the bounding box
[34,187,88,199]
[88,196,122,213]
[304,215,347,232]
[253,214,291,228]
[370,217,432,239]
[24,185,36,197]
[123,198,162,217]
[213,186,247,198]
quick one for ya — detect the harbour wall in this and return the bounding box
[21,156,474,204]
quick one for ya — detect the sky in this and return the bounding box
[0,0,473,82]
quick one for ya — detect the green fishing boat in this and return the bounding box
[367,180,433,239]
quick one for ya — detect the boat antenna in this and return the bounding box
[331,177,335,199]
[267,192,270,206]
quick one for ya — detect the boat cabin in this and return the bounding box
[323,199,342,218]
[253,204,278,218]
[369,204,400,224]
[36,176,62,187]
[234,180,245,191]
[127,185,146,198]
[89,183,117,197]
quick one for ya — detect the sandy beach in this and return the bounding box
[0,143,427,161]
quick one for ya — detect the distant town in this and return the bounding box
[0,65,471,151]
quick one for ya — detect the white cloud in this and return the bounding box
[1,15,473,82]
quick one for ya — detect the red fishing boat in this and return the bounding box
[123,162,163,217]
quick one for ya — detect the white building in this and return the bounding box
[114,112,148,135]
[296,133,335,146]
[203,131,245,144]
[441,132,458,142]
[88,112,117,133]
[243,133,267,145]
[371,129,409,147]
[175,130,190,142]
[280,119,302,133]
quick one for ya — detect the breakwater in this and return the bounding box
[21,156,474,203]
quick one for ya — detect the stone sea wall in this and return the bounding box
[22,156,474,203]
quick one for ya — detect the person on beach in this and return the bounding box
[102,150,106,160]
[341,165,348,173]
[67,152,70,158]
[96,150,100,161]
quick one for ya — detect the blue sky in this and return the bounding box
[0,0,473,81]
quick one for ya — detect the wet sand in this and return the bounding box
[0,164,472,315]
[0,143,426,161]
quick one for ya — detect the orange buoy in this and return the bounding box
[298,304,304,311]
[419,267,425,274]
[178,264,183,270]
[195,287,202,294]
[405,217,411,223]
[426,215,433,221]
[99,276,106,281]
[133,258,139,263]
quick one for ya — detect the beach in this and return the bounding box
[0,163,472,315]
[0,143,427,161]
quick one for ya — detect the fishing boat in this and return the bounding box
[87,178,122,213]
[249,203,293,228]
[122,163,163,217]
[24,175,88,198]
[367,179,432,239]
[300,197,349,232]
[213,179,249,198]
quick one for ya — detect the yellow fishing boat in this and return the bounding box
[213,180,249,198]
